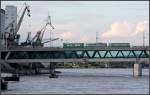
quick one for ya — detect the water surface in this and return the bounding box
[2,68,149,94]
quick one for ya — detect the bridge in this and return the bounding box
[0,46,149,77]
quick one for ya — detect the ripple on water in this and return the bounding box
[2,68,149,94]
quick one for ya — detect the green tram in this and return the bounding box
[63,43,130,48]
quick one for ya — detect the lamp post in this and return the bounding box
[142,31,145,47]
[5,32,9,50]
[61,39,63,48]
[96,32,98,43]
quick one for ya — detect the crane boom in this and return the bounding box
[43,38,59,44]
[15,3,30,34]
[39,23,48,40]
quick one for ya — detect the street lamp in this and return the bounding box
[5,32,9,49]
[142,31,145,47]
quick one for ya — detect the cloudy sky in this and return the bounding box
[1,1,149,47]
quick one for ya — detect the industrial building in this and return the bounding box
[0,6,17,49]
[5,5,17,33]
[0,9,5,48]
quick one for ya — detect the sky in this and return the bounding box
[1,1,149,47]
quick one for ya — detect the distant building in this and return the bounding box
[0,9,5,48]
[1,9,5,33]
[5,5,17,33]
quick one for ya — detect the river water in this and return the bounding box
[2,68,149,94]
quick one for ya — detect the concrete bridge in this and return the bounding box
[0,46,149,77]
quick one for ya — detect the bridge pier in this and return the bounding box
[29,63,33,75]
[49,62,58,78]
[34,65,40,75]
[133,63,142,77]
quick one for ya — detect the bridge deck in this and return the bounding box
[1,47,149,63]
[1,58,148,63]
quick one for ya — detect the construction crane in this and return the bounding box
[31,23,48,47]
[7,3,31,47]
[15,3,30,34]
[31,15,56,47]
[15,3,30,43]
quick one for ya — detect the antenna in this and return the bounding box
[143,31,145,47]
[96,32,98,43]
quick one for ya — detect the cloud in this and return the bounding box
[50,13,104,42]
[135,20,149,33]
[101,20,149,38]
[100,19,149,46]
[61,31,73,39]
[101,21,135,38]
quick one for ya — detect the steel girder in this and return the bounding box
[1,50,149,59]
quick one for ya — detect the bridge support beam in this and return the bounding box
[133,63,142,77]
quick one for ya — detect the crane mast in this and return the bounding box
[39,23,48,41]
[47,15,55,29]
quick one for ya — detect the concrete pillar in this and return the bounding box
[49,62,55,73]
[29,63,33,75]
[133,63,142,77]
[49,62,58,78]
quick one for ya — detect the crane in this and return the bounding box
[31,14,55,47]
[7,3,31,47]
[15,3,30,44]
[15,3,30,34]
[47,15,55,29]
[43,38,59,44]
[31,23,48,47]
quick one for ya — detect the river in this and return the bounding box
[1,68,149,94]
